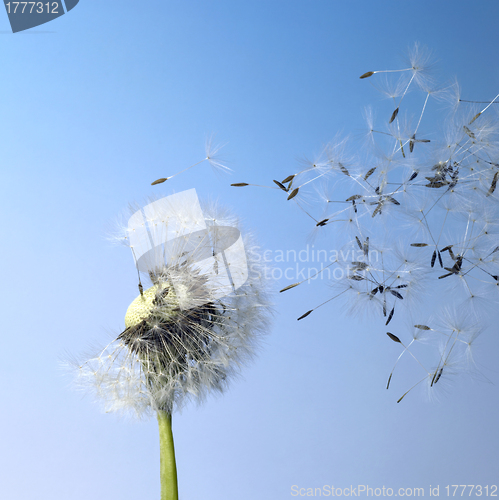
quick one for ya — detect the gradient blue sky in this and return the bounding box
[1,2,499,499]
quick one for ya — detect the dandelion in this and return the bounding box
[76,189,271,500]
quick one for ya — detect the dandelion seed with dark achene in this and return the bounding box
[487,172,499,196]
[469,112,481,125]
[316,219,329,227]
[355,236,362,250]
[411,243,428,247]
[390,290,403,300]
[364,167,376,181]
[386,332,402,343]
[414,325,431,330]
[389,107,399,123]
[273,180,288,191]
[372,203,383,217]
[397,390,410,403]
[339,163,350,176]
[409,134,415,153]
[287,188,299,200]
[431,250,437,268]
[408,171,418,181]
[280,283,300,293]
[152,178,168,185]
[363,237,369,256]
[463,125,476,139]
[297,310,313,321]
[281,175,295,184]
[439,272,453,279]
[346,194,362,202]
[349,275,364,281]
[437,251,443,267]
[434,368,443,384]
[360,71,375,79]
[386,307,395,325]
[231,183,249,187]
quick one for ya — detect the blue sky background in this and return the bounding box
[1,1,499,499]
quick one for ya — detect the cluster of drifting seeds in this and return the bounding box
[233,44,499,401]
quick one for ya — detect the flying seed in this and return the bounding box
[414,325,431,330]
[370,287,379,296]
[425,181,447,188]
[408,171,418,181]
[287,188,299,200]
[280,283,300,293]
[282,175,295,183]
[389,107,399,123]
[469,112,481,125]
[438,272,453,279]
[360,71,375,79]
[383,298,387,316]
[431,250,437,268]
[397,391,409,403]
[409,134,415,153]
[463,125,475,139]
[231,183,249,187]
[411,243,428,247]
[151,178,168,185]
[379,285,384,293]
[386,196,400,205]
[364,167,376,181]
[394,284,408,289]
[346,194,362,202]
[363,237,369,256]
[349,275,364,281]
[440,245,452,253]
[273,180,288,191]
[386,332,402,343]
[352,200,357,213]
[434,368,443,384]
[487,172,499,196]
[390,290,403,300]
[355,236,362,250]
[372,203,383,217]
[387,373,392,390]
[386,307,395,325]
[316,219,329,227]
[297,310,313,321]
[437,251,443,267]
[352,261,368,270]
[339,163,350,176]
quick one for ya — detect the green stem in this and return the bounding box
[157,410,178,500]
